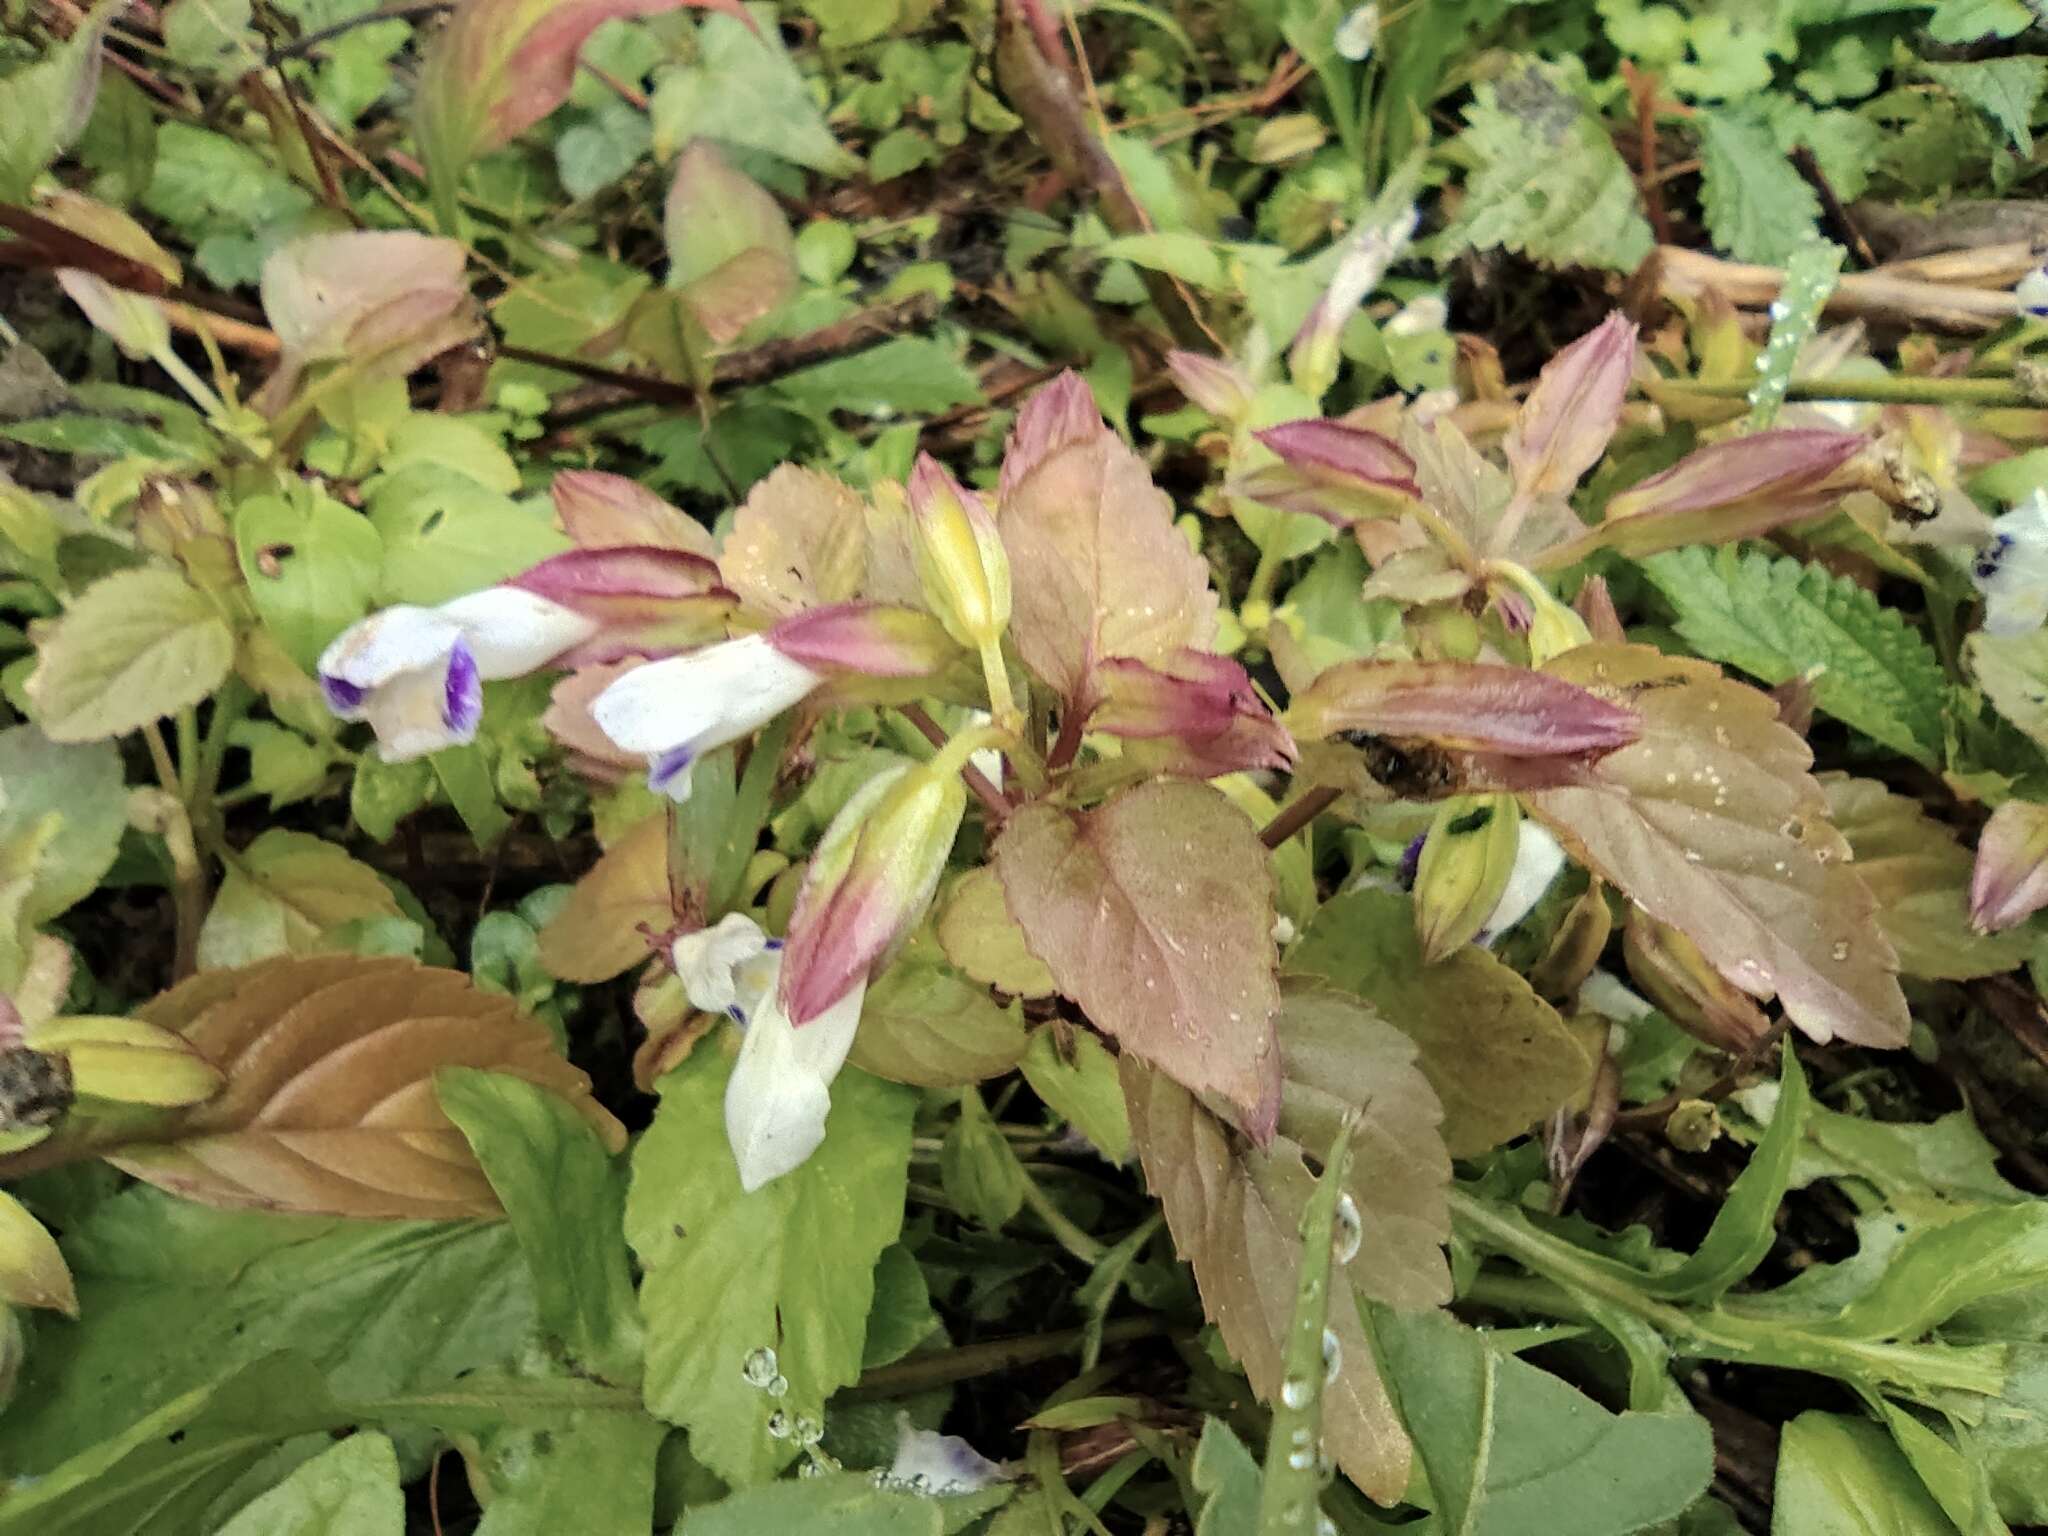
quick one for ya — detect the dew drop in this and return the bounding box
[1332,1192,1363,1264]
[1292,1426,1313,1448]
[1322,1328,1342,1384]
[767,1410,791,1439]
[1289,1447,1315,1471]
[798,1458,826,1478]
[741,1346,779,1388]
[1318,1516,1339,1536]
[767,1374,789,1398]
[794,1416,824,1447]
[1281,1375,1313,1410]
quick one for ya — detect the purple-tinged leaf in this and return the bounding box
[998,371,1107,499]
[1092,651,1295,779]
[1973,798,2048,934]
[1504,312,1636,499]
[1231,420,1422,527]
[552,470,717,558]
[1287,659,1641,757]
[663,140,796,345]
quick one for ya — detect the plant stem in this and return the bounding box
[1260,785,1340,849]
[899,703,1012,820]
[845,1317,1175,1400]
[1663,373,2038,408]
[1018,1171,1108,1265]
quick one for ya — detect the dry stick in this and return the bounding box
[845,1317,1175,1400]
[1260,785,1339,850]
[1790,145,1876,268]
[1656,243,2028,333]
[1620,62,1673,248]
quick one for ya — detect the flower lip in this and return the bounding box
[442,638,481,735]
[321,673,368,714]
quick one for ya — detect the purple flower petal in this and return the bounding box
[321,672,369,715]
[442,638,482,739]
[648,742,696,799]
[1397,834,1425,889]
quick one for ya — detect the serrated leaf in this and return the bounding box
[995,782,1282,1140]
[1286,888,1589,1157]
[624,1048,912,1487]
[1376,1309,1713,1536]
[25,567,233,742]
[648,9,856,174]
[1437,60,1653,272]
[664,140,796,345]
[936,868,1055,999]
[0,1184,535,1477]
[103,954,625,1218]
[1122,983,1444,1503]
[1823,775,2032,981]
[1924,57,2047,154]
[720,464,868,618]
[438,1068,642,1384]
[215,1432,402,1536]
[995,377,1217,703]
[1525,645,1908,1048]
[1640,546,1947,768]
[1698,104,1822,264]
[197,829,405,970]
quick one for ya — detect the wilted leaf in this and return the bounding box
[1524,645,1908,1048]
[413,0,742,230]
[846,946,1029,1088]
[25,567,234,742]
[664,140,797,345]
[995,782,1282,1140]
[996,380,1216,703]
[1822,775,2031,980]
[721,464,868,618]
[935,867,1055,999]
[1286,889,1590,1156]
[197,829,405,970]
[0,725,124,923]
[536,814,668,982]
[1122,984,1443,1503]
[106,954,625,1218]
[624,1046,913,1487]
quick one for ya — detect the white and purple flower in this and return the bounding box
[319,547,730,762]
[672,913,864,1192]
[1971,489,2048,637]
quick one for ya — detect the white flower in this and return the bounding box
[677,912,863,1191]
[2019,266,2048,318]
[1384,294,1447,338]
[883,1412,1008,1495]
[1333,3,1380,61]
[1477,822,1566,946]
[319,589,599,762]
[591,632,823,803]
[1971,490,2048,637]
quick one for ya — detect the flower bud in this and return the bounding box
[1621,905,1771,1054]
[1166,350,1256,422]
[1971,798,2048,933]
[778,761,967,1025]
[907,454,1010,651]
[1413,795,1523,963]
[21,1015,224,1107]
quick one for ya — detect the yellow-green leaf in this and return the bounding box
[25,568,233,742]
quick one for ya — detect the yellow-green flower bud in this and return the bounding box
[907,453,1010,651]
[1413,794,1522,963]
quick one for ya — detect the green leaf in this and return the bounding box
[1929,0,2037,46]
[438,1068,643,1385]
[680,1470,997,1534]
[365,464,568,607]
[25,567,234,743]
[378,412,521,493]
[470,1413,669,1536]
[1773,1412,1955,1535]
[431,743,513,850]
[1376,1308,1714,1536]
[0,1184,536,1477]
[1099,231,1227,290]
[1924,57,2048,155]
[649,10,857,174]
[0,725,125,922]
[0,1352,345,1536]
[556,99,653,199]
[773,338,983,417]
[1192,1417,1263,1536]
[1019,1025,1131,1164]
[235,489,383,674]
[0,0,125,202]
[861,1243,938,1369]
[847,947,1029,1088]
[196,829,405,969]
[160,0,258,77]
[939,1087,1026,1230]
[216,1432,403,1536]
[624,1050,914,1486]
[1437,59,1653,272]
[1971,629,2048,756]
[1640,546,1948,768]
[1286,888,1589,1156]
[1697,104,1822,264]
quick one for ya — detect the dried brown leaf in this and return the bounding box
[111,955,623,1218]
[536,813,669,982]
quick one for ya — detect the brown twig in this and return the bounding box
[1790,145,1877,268]
[1260,785,1339,849]
[900,703,1011,822]
[1621,63,1672,248]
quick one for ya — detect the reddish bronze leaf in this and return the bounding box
[108,956,624,1218]
[1524,645,1908,1047]
[1286,659,1641,757]
[995,782,1281,1139]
